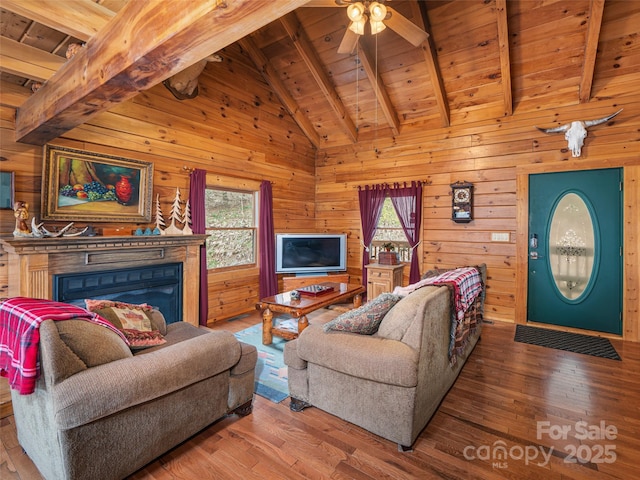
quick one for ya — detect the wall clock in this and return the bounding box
[450,181,473,223]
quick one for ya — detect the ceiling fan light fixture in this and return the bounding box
[347,2,365,22]
[368,2,387,22]
[370,19,386,35]
[349,18,366,35]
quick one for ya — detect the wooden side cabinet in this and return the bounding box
[365,263,404,299]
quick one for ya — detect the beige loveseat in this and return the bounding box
[10,314,257,480]
[284,265,485,450]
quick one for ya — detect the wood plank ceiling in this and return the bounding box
[1,0,638,149]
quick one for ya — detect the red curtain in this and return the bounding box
[188,169,209,326]
[259,180,278,298]
[357,184,387,288]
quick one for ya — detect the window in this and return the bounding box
[204,188,257,269]
[371,197,411,262]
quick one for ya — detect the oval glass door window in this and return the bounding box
[548,192,595,301]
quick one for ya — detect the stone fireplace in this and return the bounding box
[0,235,206,326]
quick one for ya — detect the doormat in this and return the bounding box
[515,325,621,360]
[234,322,290,403]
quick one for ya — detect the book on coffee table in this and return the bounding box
[297,284,335,297]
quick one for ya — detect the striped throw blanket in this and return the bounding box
[393,267,484,364]
[0,297,129,395]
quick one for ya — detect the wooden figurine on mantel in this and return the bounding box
[13,201,89,237]
[164,188,184,235]
[153,188,193,236]
[182,199,193,235]
[154,194,166,235]
[13,201,31,237]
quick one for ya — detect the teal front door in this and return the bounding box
[528,168,622,334]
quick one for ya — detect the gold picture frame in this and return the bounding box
[42,145,153,222]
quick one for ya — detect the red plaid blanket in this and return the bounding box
[0,297,129,395]
[424,267,483,364]
[394,267,483,364]
[420,267,483,319]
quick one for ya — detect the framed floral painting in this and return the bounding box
[42,145,153,222]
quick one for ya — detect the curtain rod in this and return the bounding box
[354,180,430,189]
[182,166,274,184]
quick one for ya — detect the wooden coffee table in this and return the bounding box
[256,282,365,345]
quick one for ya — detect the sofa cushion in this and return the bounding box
[85,300,167,349]
[373,287,436,341]
[56,320,133,367]
[298,325,418,387]
[322,293,402,335]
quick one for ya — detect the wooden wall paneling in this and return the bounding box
[623,165,639,342]
[1,3,638,337]
[207,267,261,323]
[0,43,317,327]
[314,96,639,340]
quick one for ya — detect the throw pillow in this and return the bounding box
[123,329,167,349]
[322,293,403,335]
[85,299,167,349]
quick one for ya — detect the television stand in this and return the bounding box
[282,273,350,292]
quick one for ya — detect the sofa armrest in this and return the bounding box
[51,330,241,430]
[295,325,418,387]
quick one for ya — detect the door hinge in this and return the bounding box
[620,246,623,256]
[620,181,623,192]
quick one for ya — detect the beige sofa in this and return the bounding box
[10,314,257,480]
[284,265,485,450]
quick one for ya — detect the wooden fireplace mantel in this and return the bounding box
[0,234,207,327]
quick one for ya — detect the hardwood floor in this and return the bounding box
[1,313,639,480]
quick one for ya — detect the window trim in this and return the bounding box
[204,183,259,271]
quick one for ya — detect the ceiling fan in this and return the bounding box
[306,0,429,54]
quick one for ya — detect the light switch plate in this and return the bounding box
[491,232,510,242]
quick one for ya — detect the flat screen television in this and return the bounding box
[275,233,347,275]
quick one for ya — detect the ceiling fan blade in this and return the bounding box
[385,6,429,47]
[338,28,359,54]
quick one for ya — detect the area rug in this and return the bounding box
[233,322,291,403]
[514,325,621,360]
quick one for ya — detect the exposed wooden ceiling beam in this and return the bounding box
[0,37,65,82]
[1,0,114,42]
[357,41,400,136]
[495,0,513,116]
[14,0,310,145]
[299,0,338,6]
[579,0,605,103]
[412,2,449,128]
[280,12,358,143]
[239,36,321,148]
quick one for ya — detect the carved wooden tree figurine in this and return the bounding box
[153,194,166,235]
[164,188,184,235]
[182,199,193,235]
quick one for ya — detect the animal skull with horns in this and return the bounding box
[535,109,623,157]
